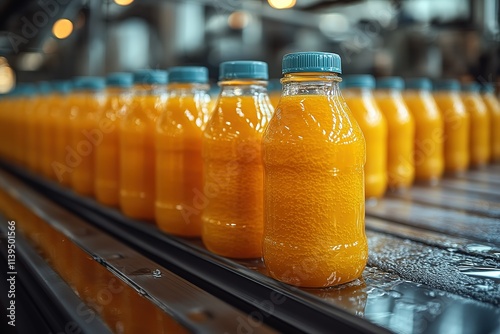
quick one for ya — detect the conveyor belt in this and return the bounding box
[0,160,499,334]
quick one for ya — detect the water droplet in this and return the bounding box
[152,269,162,278]
[425,290,436,298]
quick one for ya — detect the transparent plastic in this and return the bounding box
[262,72,368,287]
[155,83,210,237]
[202,79,273,258]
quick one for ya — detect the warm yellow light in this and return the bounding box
[268,0,296,9]
[0,65,15,93]
[114,0,134,6]
[52,19,73,39]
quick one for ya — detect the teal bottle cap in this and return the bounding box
[219,61,268,80]
[342,75,376,89]
[38,81,52,95]
[405,78,432,91]
[376,77,405,90]
[481,83,495,94]
[169,66,208,83]
[133,69,168,85]
[462,82,480,93]
[433,79,460,92]
[73,76,105,91]
[106,72,133,88]
[282,52,342,74]
[52,80,72,94]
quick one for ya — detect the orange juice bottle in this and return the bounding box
[51,81,72,186]
[403,78,444,183]
[375,77,415,189]
[461,82,490,167]
[481,83,500,161]
[19,84,38,168]
[433,80,469,174]
[263,52,367,287]
[343,75,387,199]
[28,82,52,174]
[156,67,210,237]
[120,70,168,220]
[202,61,273,258]
[36,82,53,175]
[95,73,133,206]
[69,77,106,196]
[42,81,70,180]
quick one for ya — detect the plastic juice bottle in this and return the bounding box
[202,61,273,259]
[268,79,282,108]
[262,52,367,287]
[27,82,51,173]
[51,81,72,186]
[461,82,490,167]
[10,85,26,165]
[156,67,210,237]
[42,82,70,180]
[481,83,500,162]
[95,73,133,206]
[433,80,470,174]
[120,70,168,220]
[375,77,415,189]
[19,84,37,168]
[69,77,106,196]
[343,75,387,199]
[403,78,444,183]
[36,82,53,175]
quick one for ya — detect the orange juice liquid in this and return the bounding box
[403,90,444,182]
[155,83,210,236]
[343,89,387,198]
[433,91,470,173]
[40,93,60,179]
[202,85,273,258]
[263,82,367,288]
[31,95,50,174]
[461,91,490,167]
[95,87,130,206]
[120,88,164,220]
[69,90,104,196]
[482,92,500,161]
[53,92,72,186]
[375,89,415,189]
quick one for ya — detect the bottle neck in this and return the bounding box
[133,83,166,95]
[218,80,268,97]
[168,83,209,96]
[281,72,341,97]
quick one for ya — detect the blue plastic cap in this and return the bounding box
[405,78,432,91]
[219,61,268,80]
[38,81,52,95]
[433,79,460,92]
[52,80,72,94]
[481,83,495,94]
[267,79,282,91]
[282,52,342,74]
[23,83,37,96]
[376,77,404,90]
[106,72,133,88]
[342,75,376,89]
[73,76,105,91]
[169,66,208,84]
[133,69,168,85]
[462,82,480,93]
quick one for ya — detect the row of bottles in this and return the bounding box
[341,75,500,198]
[0,52,499,288]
